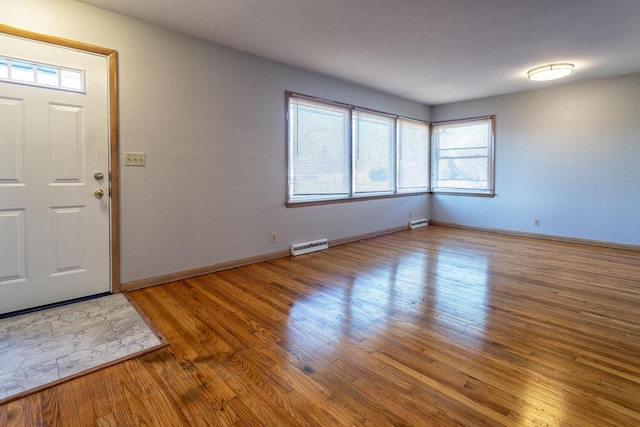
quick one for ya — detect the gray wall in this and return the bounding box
[431,73,640,245]
[3,0,430,283]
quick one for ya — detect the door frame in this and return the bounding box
[0,24,121,293]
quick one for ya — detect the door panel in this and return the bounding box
[49,104,84,184]
[51,206,84,275]
[0,209,26,284]
[0,34,110,314]
[0,97,24,184]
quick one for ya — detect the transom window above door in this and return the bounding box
[0,56,84,92]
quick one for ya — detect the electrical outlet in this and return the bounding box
[271,232,277,243]
[534,218,540,227]
[124,152,146,166]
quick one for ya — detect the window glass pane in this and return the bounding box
[398,119,429,191]
[10,61,35,83]
[0,58,8,79]
[433,118,494,193]
[289,98,350,199]
[60,69,83,91]
[37,65,59,86]
[436,157,488,189]
[353,111,394,193]
[439,147,487,158]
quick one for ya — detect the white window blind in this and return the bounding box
[288,97,350,200]
[286,92,432,204]
[398,119,429,191]
[353,110,395,194]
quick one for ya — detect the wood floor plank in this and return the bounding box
[39,383,81,426]
[2,225,640,425]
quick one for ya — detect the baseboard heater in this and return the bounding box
[291,238,329,256]
[409,218,429,229]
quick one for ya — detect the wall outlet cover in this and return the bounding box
[124,152,146,166]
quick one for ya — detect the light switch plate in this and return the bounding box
[124,152,145,166]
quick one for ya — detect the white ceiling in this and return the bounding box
[78,0,640,105]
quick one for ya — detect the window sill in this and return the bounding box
[286,191,429,208]
[431,191,496,198]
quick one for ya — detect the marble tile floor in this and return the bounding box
[0,293,164,402]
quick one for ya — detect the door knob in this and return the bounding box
[95,189,105,198]
[94,171,104,180]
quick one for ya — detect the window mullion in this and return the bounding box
[427,123,433,192]
[349,107,355,198]
[395,118,401,193]
[392,116,398,194]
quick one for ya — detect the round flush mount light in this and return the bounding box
[527,63,574,81]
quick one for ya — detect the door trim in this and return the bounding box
[0,24,121,293]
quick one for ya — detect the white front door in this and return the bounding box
[0,34,110,314]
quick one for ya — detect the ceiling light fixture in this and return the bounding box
[527,63,574,81]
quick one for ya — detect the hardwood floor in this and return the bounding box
[2,225,640,426]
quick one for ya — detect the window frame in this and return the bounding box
[286,91,430,206]
[431,115,496,197]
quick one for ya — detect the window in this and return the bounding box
[287,92,429,204]
[431,117,495,195]
[288,97,350,200]
[0,58,7,79]
[398,119,430,192]
[353,110,395,194]
[0,56,84,92]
